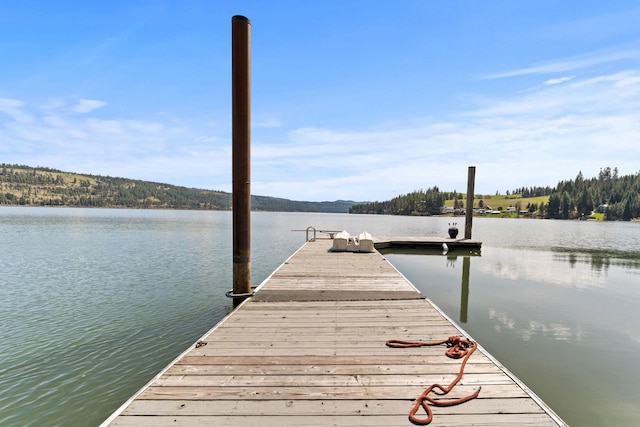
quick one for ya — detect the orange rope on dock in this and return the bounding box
[386,335,481,425]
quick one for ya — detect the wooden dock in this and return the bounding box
[103,238,565,426]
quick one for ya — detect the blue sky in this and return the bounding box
[1,1,639,202]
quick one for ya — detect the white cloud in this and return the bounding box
[124,120,164,133]
[254,117,284,128]
[484,48,640,79]
[543,76,574,86]
[0,96,231,189]
[0,98,33,123]
[71,99,107,114]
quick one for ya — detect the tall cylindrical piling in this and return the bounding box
[465,166,475,239]
[232,15,251,303]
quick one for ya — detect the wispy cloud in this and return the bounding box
[543,76,575,86]
[484,47,640,79]
[254,116,284,128]
[71,99,107,114]
[0,97,219,183]
[0,98,33,123]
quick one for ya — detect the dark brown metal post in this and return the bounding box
[232,15,251,303]
[465,166,475,239]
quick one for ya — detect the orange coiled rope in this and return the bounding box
[386,335,481,425]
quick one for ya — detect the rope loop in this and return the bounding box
[386,335,481,425]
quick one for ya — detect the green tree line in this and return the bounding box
[350,167,640,221]
[350,187,450,215]
[545,167,640,220]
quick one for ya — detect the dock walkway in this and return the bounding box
[103,238,565,426]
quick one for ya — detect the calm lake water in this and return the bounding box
[1,207,639,426]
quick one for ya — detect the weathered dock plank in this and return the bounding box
[102,238,564,426]
[110,414,558,427]
[121,398,549,416]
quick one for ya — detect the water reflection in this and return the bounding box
[488,308,586,342]
[552,247,640,272]
[383,243,640,427]
[460,256,470,323]
[380,249,478,323]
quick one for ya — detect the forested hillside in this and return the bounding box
[544,167,640,220]
[351,167,640,221]
[350,187,450,215]
[0,164,355,213]
[349,186,549,215]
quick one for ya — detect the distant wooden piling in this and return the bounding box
[232,15,251,302]
[465,166,475,239]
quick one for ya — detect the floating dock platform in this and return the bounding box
[103,237,564,426]
[373,236,482,251]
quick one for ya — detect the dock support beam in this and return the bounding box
[465,166,475,239]
[232,15,251,304]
